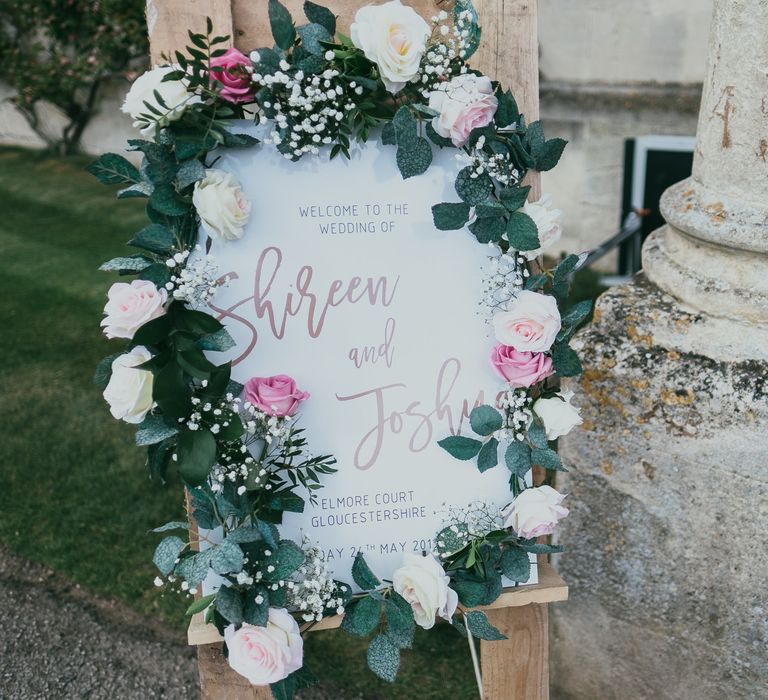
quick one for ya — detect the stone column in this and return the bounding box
[550,1,768,698]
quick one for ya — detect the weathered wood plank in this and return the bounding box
[481,603,549,700]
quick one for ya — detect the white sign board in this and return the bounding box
[207,125,536,587]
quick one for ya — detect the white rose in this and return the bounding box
[501,486,569,539]
[350,0,431,94]
[121,66,200,136]
[101,279,167,340]
[392,553,458,630]
[520,194,563,260]
[492,290,562,352]
[103,346,154,424]
[193,169,251,241]
[533,390,583,440]
[428,74,499,147]
[224,608,303,686]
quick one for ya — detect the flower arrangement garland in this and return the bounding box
[89,1,591,696]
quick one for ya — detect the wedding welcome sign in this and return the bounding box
[207,126,536,585]
[92,0,588,694]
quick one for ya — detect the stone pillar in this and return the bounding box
[550,1,768,698]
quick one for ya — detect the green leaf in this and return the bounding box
[136,414,179,446]
[243,587,270,626]
[99,256,152,273]
[215,586,244,624]
[425,121,453,147]
[381,122,396,146]
[304,1,336,34]
[352,552,381,591]
[504,441,532,478]
[131,312,172,347]
[506,211,540,252]
[220,131,260,148]
[87,153,140,185]
[268,491,305,513]
[175,307,223,335]
[226,526,262,544]
[367,633,400,683]
[176,159,207,189]
[535,137,567,172]
[145,158,178,186]
[270,666,318,700]
[465,610,507,640]
[149,184,190,216]
[455,167,493,205]
[117,182,153,199]
[476,201,506,218]
[500,547,531,582]
[186,593,215,616]
[453,0,481,59]
[153,536,184,575]
[435,523,470,556]
[257,520,280,549]
[519,542,565,555]
[341,596,382,637]
[269,0,297,50]
[451,573,502,607]
[269,540,305,580]
[499,184,531,211]
[129,223,175,255]
[139,262,172,288]
[210,540,245,575]
[527,419,549,448]
[469,215,506,244]
[93,353,121,386]
[152,521,188,533]
[177,428,217,486]
[384,594,415,649]
[551,342,583,377]
[469,405,503,436]
[495,90,519,128]
[432,202,470,231]
[437,435,483,461]
[477,438,499,473]
[396,137,432,179]
[197,328,236,352]
[392,106,418,148]
[558,299,593,341]
[175,549,213,586]
[297,22,332,55]
[531,447,565,471]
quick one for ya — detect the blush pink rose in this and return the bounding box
[428,74,499,147]
[209,47,255,104]
[501,486,569,539]
[492,290,562,353]
[490,344,553,388]
[101,279,167,340]
[224,608,303,686]
[244,375,309,417]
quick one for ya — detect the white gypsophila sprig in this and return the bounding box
[163,245,226,307]
[286,537,347,622]
[252,64,361,159]
[433,500,504,559]
[481,250,529,319]
[454,136,521,186]
[498,388,534,441]
[419,9,475,97]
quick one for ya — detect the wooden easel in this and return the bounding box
[146,1,566,697]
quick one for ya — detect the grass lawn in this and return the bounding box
[0,147,483,699]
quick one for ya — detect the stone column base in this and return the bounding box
[551,275,768,700]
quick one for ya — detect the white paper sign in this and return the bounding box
[207,125,536,587]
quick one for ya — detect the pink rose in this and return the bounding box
[492,290,562,352]
[224,608,303,686]
[101,279,167,340]
[428,74,499,147]
[244,374,309,417]
[502,486,569,539]
[209,47,255,104]
[490,344,553,388]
